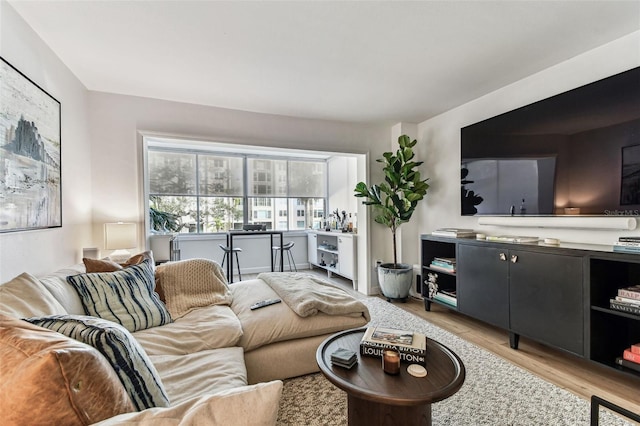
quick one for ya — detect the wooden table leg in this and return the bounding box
[347,395,431,426]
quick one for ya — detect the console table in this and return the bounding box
[316,328,465,425]
[421,235,640,380]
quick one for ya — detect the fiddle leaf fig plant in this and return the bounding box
[354,135,430,268]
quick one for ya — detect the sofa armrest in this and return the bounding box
[92,380,283,426]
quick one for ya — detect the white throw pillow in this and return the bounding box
[0,272,67,318]
[92,381,283,426]
[66,260,172,332]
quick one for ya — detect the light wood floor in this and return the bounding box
[300,270,640,417]
[247,269,639,417]
[398,297,640,418]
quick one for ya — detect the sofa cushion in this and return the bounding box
[92,381,283,426]
[0,272,67,318]
[83,251,155,273]
[134,305,243,356]
[155,258,233,319]
[150,346,248,405]
[25,315,169,411]
[0,314,135,425]
[230,278,369,351]
[38,264,87,315]
[66,259,172,332]
[83,257,124,272]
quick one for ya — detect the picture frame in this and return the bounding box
[0,57,62,233]
[620,144,640,206]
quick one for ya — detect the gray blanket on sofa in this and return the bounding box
[257,272,370,320]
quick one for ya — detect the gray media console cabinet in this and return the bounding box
[421,235,640,379]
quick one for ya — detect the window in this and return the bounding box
[147,148,326,233]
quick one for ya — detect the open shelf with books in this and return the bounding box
[590,256,640,377]
[422,234,640,380]
[421,237,457,311]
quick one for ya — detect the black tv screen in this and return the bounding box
[461,66,640,216]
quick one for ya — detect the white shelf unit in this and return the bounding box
[307,230,357,286]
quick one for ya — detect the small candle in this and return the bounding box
[382,349,400,375]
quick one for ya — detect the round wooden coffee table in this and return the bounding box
[316,328,465,426]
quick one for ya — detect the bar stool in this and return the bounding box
[219,244,242,281]
[272,241,297,272]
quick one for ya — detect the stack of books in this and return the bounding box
[613,237,640,254]
[432,290,457,307]
[330,347,358,369]
[429,257,456,273]
[615,342,640,373]
[431,228,476,238]
[610,285,640,315]
[359,326,427,366]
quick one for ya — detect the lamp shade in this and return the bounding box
[104,223,137,250]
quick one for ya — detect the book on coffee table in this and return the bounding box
[360,326,427,366]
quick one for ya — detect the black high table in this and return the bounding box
[225,230,284,283]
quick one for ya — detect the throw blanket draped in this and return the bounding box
[257,272,370,321]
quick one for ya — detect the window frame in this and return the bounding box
[146,146,328,233]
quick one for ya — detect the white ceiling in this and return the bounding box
[8,1,640,124]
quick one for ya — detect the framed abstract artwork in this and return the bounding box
[0,57,61,233]
[621,144,640,206]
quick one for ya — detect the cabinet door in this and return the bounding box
[307,233,318,265]
[338,236,355,279]
[509,250,584,356]
[457,244,510,328]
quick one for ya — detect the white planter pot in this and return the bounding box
[377,263,413,302]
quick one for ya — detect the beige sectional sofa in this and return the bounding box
[0,257,369,425]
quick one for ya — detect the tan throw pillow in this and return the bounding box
[0,314,135,425]
[83,251,155,273]
[0,272,67,318]
[156,258,233,319]
[83,258,123,273]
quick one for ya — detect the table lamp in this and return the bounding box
[104,222,137,262]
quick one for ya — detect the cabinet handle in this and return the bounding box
[499,253,507,261]
[511,254,518,263]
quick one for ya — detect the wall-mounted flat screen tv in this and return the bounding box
[461,66,640,216]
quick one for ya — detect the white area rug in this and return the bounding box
[277,297,637,425]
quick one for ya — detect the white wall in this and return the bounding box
[327,156,358,220]
[416,31,640,246]
[0,1,93,282]
[88,91,389,293]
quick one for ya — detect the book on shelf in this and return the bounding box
[614,241,640,247]
[432,291,457,307]
[631,342,640,355]
[618,286,640,301]
[609,300,640,315]
[618,237,640,242]
[612,245,640,254]
[359,326,427,366]
[615,357,640,373]
[433,257,456,265]
[485,235,539,243]
[614,295,640,306]
[429,262,456,273]
[431,228,476,238]
[623,348,640,364]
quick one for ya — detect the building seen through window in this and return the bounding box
[148,149,326,233]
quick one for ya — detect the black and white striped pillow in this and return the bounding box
[66,259,171,332]
[25,314,170,411]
